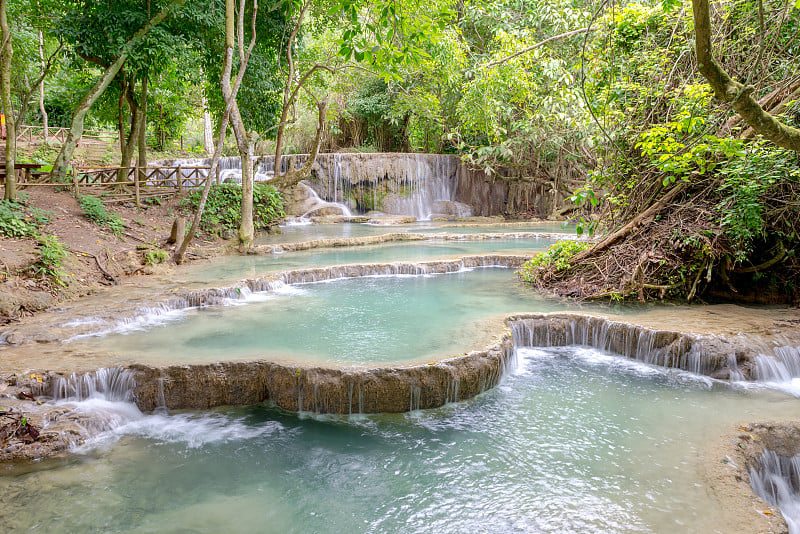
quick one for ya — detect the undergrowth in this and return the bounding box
[0,198,51,238]
[32,235,68,287]
[517,241,591,282]
[182,184,284,236]
[79,195,125,236]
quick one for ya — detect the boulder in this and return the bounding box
[432,200,473,217]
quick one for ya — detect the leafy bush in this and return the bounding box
[716,143,800,262]
[32,235,68,286]
[143,247,168,266]
[182,183,284,236]
[517,240,591,282]
[79,195,124,235]
[0,200,51,238]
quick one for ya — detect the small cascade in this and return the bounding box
[508,315,713,376]
[727,353,746,382]
[750,450,800,533]
[53,367,137,402]
[409,385,422,411]
[294,182,353,220]
[50,368,143,439]
[753,346,800,384]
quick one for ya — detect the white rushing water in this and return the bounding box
[748,344,800,397]
[152,154,467,220]
[750,451,800,534]
[6,345,799,533]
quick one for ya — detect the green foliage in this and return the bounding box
[33,235,68,286]
[716,144,800,261]
[0,200,51,238]
[517,240,591,281]
[182,184,284,236]
[144,247,169,265]
[78,196,125,236]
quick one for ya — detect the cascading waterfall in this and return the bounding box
[151,153,470,220]
[508,316,711,376]
[752,346,800,391]
[50,368,144,438]
[53,367,137,402]
[750,450,800,533]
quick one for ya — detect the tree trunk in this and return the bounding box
[38,29,48,141]
[138,77,148,182]
[274,97,327,187]
[226,72,254,249]
[1,0,16,200]
[118,82,142,182]
[692,0,800,151]
[117,77,127,152]
[50,0,187,180]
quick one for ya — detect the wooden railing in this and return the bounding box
[74,166,211,188]
[15,125,118,145]
[70,166,213,205]
[3,165,215,206]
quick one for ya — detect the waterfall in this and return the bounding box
[508,316,710,375]
[53,367,137,402]
[750,450,800,533]
[751,345,800,396]
[151,153,470,220]
[50,368,144,439]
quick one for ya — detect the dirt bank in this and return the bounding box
[1,188,222,321]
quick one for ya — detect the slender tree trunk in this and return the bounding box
[273,2,306,177]
[202,96,213,156]
[117,77,127,152]
[138,77,148,182]
[50,0,187,180]
[38,29,48,141]
[175,0,237,263]
[229,104,253,248]
[176,0,259,262]
[1,0,16,200]
[118,83,142,182]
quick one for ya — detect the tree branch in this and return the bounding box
[692,0,800,151]
[483,27,591,68]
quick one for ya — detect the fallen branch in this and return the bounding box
[73,249,117,284]
[572,182,687,263]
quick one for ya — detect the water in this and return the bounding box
[750,451,800,533]
[185,238,556,283]
[69,269,575,365]
[255,221,575,246]
[1,346,797,533]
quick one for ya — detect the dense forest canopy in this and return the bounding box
[2,0,799,300]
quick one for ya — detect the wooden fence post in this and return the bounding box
[72,167,80,198]
[177,165,183,193]
[134,165,141,208]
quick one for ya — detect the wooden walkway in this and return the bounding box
[1,159,216,207]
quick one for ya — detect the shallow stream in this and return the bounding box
[1,221,799,533]
[1,346,797,533]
